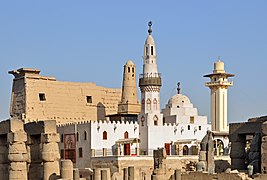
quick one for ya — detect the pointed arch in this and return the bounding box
[141,116,145,126]
[151,46,154,55]
[146,98,151,111]
[153,115,158,126]
[153,98,157,110]
[103,131,107,140]
[124,131,129,139]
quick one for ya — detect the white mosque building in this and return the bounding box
[57,22,236,169]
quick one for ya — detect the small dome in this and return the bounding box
[126,60,135,66]
[145,35,155,45]
[168,94,191,105]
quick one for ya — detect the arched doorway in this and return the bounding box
[183,145,189,155]
[214,139,224,156]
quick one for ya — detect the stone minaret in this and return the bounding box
[118,60,140,114]
[139,21,163,153]
[204,60,235,132]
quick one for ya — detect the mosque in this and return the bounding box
[9,22,234,175]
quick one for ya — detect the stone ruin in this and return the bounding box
[152,148,181,180]
[0,118,86,180]
[197,130,215,173]
[229,116,267,175]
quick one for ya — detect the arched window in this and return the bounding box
[84,131,87,140]
[183,145,189,155]
[188,125,190,130]
[76,132,79,142]
[151,46,154,55]
[141,116,145,126]
[146,46,148,55]
[128,67,130,73]
[153,98,157,110]
[124,131,129,139]
[146,99,151,111]
[103,131,107,140]
[132,67,134,73]
[154,115,158,126]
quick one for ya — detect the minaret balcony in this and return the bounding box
[139,73,162,87]
[205,81,233,87]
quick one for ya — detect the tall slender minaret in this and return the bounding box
[118,60,140,114]
[139,21,163,154]
[204,60,235,132]
[139,21,162,126]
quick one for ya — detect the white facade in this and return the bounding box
[57,22,213,169]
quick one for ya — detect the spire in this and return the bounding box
[177,82,181,94]
[148,21,152,35]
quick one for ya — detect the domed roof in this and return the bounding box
[126,60,135,66]
[145,35,155,45]
[168,94,191,105]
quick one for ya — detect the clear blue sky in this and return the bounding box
[0,1,267,123]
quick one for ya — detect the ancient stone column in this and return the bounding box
[101,170,107,180]
[128,167,134,180]
[94,168,101,180]
[7,120,28,180]
[61,159,73,179]
[73,168,80,180]
[41,132,60,180]
[0,134,8,180]
[123,168,128,180]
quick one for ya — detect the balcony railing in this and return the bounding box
[205,81,233,86]
[139,73,162,87]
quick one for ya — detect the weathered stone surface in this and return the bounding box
[196,161,205,172]
[8,143,27,154]
[9,162,27,171]
[262,122,267,136]
[9,169,28,180]
[42,142,60,162]
[60,160,73,179]
[8,153,28,162]
[10,68,122,124]
[7,131,27,143]
[43,161,60,180]
[249,152,260,161]
[0,119,24,135]
[0,146,8,163]
[250,133,261,152]
[198,151,206,161]
[41,133,60,143]
[230,142,246,158]
[231,158,246,170]
[0,164,8,180]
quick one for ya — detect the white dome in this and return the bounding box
[168,94,191,105]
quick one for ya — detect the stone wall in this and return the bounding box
[9,68,121,124]
[0,119,61,180]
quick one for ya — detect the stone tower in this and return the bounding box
[204,60,235,132]
[118,60,140,114]
[139,21,163,153]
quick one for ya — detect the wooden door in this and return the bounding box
[124,143,130,155]
[165,143,170,155]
